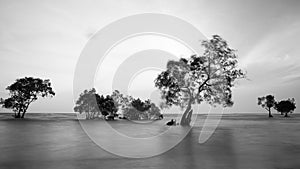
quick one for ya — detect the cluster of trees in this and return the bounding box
[0,35,247,125]
[0,77,55,118]
[1,35,297,124]
[258,95,296,117]
[74,89,162,120]
[73,88,117,119]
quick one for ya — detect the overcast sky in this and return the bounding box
[0,0,300,113]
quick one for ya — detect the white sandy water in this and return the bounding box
[0,113,300,169]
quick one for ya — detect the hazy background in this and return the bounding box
[0,0,300,113]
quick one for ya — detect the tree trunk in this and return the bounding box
[15,110,21,118]
[21,111,26,118]
[268,108,273,118]
[180,99,193,126]
[284,112,289,117]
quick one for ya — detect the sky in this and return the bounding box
[0,0,300,113]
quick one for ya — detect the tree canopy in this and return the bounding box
[275,98,296,117]
[0,77,55,118]
[155,35,245,125]
[110,90,162,120]
[74,88,100,119]
[97,95,118,117]
[131,98,151,112]
[74,88,118,119]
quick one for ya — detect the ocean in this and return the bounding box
[0,113,300,169]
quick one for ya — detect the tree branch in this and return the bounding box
[197,78,210,94]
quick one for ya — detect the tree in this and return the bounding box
[155,35,245,125]
[0,77,55,118]
[257,95,276,117]
[111,90,133,111]
[123,107,142,120]
[97,95,118,119]
[131,98,151,112]
[74,88,100,119]
[147,103,162,120]
[117,95,162,120]
[274,98,296,117]
[74,89,119,120]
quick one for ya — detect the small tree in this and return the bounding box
[0,77,55,118]
[257,95,276,117]
[74,88,100,119]
[74,89,119,120]
[147,103,161,120]
[275,98,296,117]
[97,95,118,118]
[131,98,151,112]
[111,90,133,111]
[155,35,245,125]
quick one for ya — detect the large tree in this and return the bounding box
[257,95,276,117]
[0,77,55,118]
[275,98,296,117]
[155,35,245,125]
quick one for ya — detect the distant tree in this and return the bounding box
[131,98,151,112]
[275,98,296,117]
[111,90,133,110]
[121,97,162,120]
[97,95,118,119]
[74,88,100,119]
[147,103,161,119]
[123,107,141,120]
[0,77,55,118]
[155,35,245,125]
[257,95,276,117]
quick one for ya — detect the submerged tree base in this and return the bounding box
[180,109,193,126]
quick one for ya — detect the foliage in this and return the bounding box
[257,95,276,117]
[275,98,296,117]
[74,88,118,119]
[123,102,162,120]
[131,98,151,112]
[111,90,162,120]
[0,77,55,118]
[74,88,100,119]
[111,90,133,110]
[155,35,245,125]
[147,103,161,119]
[123,107,142,120]
[97,95,118,116]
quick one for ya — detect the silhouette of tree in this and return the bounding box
[155,35,245,125]
[131,98,151,112]
[275,98,296,117]
[74,88,100,119]
[257,95,276,117]
[97,95,118,119]
[0,77,55,118]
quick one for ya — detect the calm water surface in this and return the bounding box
[0,113,300,169]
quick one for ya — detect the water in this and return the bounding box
[0,113,300,169]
